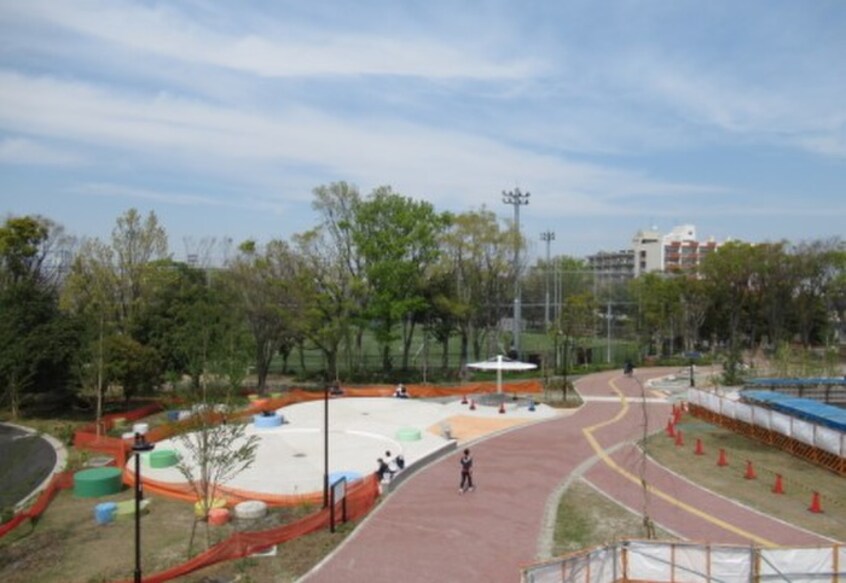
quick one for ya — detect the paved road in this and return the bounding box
[301,369,832,583]
[0,423,58,508]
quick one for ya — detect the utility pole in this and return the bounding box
[540,231,555,330]
[502,188,530,359]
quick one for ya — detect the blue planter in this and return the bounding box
[253,413,283,428]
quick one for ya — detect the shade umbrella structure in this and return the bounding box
[466,354,538,394]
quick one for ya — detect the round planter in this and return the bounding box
[74,467,123,498]
[395,427,422,442]
[149,449,179,469]
[234,500,268,521]
[253,413,283,429]
[208,508,230,526]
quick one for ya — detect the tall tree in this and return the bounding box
[701,241,761,382]
[438,208,513,365]
[0,216,78,418]
[111,208,168,328]
[228,240,304,392]
[350,187,450,371]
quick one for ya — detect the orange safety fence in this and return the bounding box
[112,474,381,583]
[0,471,74,539]
[74,402,165,467]
[123,466,327,508]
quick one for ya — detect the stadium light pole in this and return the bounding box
[132,433,154,583]
[541,230,555,330]
[502,188,530,359]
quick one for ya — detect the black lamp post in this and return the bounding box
[323,383,329,508]
[132,432,154,583]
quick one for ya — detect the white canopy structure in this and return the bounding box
[466,354,538,394]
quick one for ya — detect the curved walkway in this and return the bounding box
[0,422,65,510]
[300,369,834,583]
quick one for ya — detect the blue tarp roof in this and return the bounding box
[740,390,846,432]
[746,377,846,387]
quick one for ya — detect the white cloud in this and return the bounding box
[0,137,83,166]
[3,0,543,80]
[71,182,288,214]
[0,70,730,221]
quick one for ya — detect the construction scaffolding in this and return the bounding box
[522,540,845,583]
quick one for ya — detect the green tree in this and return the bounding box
[228,240,304,392]
[350,187,450,371]
[701,241,761,383]
[174,410,258,555]
[438,208,513,365]
[0,216,79,418]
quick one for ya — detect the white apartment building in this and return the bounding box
[590,224,723,280]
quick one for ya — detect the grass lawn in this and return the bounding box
[644,415,846,542]
[552,481,674,556]
[0,487,350,583]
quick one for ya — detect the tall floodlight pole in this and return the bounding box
[540,231,555,330]
[502,188,530,359]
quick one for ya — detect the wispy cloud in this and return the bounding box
[71,182,288,214]
[0,69,730,221]
[4,1,544,80]
[0,137,84,166]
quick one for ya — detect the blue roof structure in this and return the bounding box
[746,377,846,388]
[741,389,846,432]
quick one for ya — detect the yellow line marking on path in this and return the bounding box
[582,377,777,548]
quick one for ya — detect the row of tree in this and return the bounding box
[2,182,844,418]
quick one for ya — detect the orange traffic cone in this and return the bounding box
[461,394,468,405]
[469,399,476,411]
[674,430,684,447]
[744,460,757,480]
[772,474,785,494]
[809,491,823,513]
[673,407,682,424]
[498,401,506,414]
[694,438,705,456]
[666,418,676,438]
[717,448,728,467]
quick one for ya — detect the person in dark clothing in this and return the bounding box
[376,458,393,482]
[459,448,474,493]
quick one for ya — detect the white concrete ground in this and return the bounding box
[137,396,558,497]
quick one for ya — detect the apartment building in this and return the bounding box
[588,224,722,281]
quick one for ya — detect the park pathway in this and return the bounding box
[300,369,832,583]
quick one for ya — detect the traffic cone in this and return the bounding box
[666,418,676,438]
[674,430,684,447]
[498,401,506,414]
[694,438,705,456]
[673,407,682,424]
[469,399,476,411]
[809,491,823,513]
[772,474,784,494]
[461,394,468,405]
[717,448,728,467]
[744,460,757,480]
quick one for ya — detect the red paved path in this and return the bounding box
[301,369,834,583]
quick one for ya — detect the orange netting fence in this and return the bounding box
[0,470,73,538]
[3,379,540,540]
[112,474,381,583]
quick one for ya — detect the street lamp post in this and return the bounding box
[132,433,154,583]
[502,188,530,359]
[541,230,555,330]
[323,382,329,508]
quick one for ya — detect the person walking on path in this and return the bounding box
[459,448,474,493]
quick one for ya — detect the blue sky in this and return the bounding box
[1,1,844,259]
